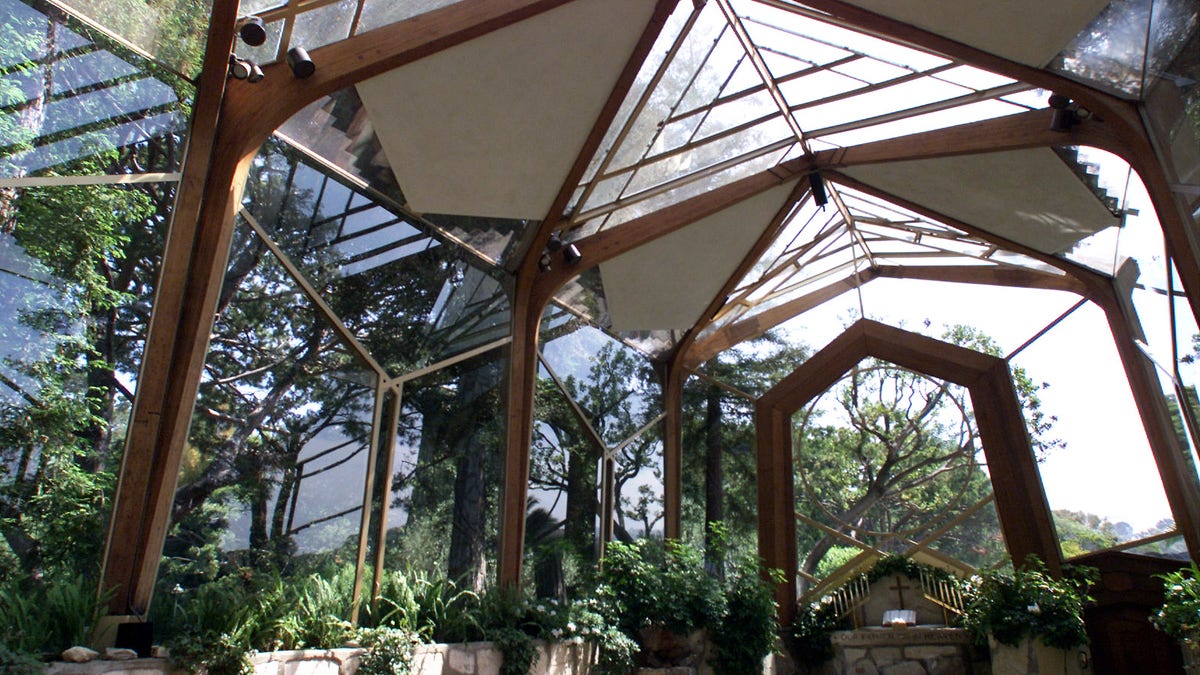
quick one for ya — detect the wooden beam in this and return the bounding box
[498,0,681,586]
[99,0,238,616]
[219,0,582,164]
[686,269,876,368]
[755,405,798,623]
[103,0,572,615]
[515,0,682,278]
[799,0,1200,326]
[756,319,1063,623]
[814,109,1130,169]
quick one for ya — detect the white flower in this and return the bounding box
[1027,603,1041,615]
[567,621,577,632]
[551,628,563,638]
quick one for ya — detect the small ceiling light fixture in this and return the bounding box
[229,55,264,83]
[809,170,828,209]
[287,47,316,79]
[563,243,582,265]
[237,16,267,47]
[1048,93,1086,132]
[546,232,582,266]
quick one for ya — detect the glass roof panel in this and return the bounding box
[274,87,534,268]
[242,140,510,376]
[55,0,211,77]
[357,0,462,34]
[1,0,191,178]
[290,0,356,51]
[1048,0,1154,97]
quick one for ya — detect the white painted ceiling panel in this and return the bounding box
[841,0,1108,67]
[357,0,657,219]
[603,181,801,331]
[842,149,1119,255]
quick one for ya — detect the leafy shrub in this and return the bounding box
[598,539,724,638]
[710,555,784,675]
[356,626,421,675]
[790,598,841,665]
[0,575,108,661]
[597,537,782,673]
[1151,562,1200,641]
[961,556,1095,650]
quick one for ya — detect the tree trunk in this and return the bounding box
[704,385,724,567]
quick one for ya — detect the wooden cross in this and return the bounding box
[889,575,911,610]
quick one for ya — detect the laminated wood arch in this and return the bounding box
[756,319,1060,624]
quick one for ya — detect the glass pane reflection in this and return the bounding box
[165,220,376,580]
[1,0,191,177]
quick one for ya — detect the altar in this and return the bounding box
[826,571,986,674]
[831,626,981,674]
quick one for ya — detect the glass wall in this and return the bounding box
[1,0,186,594]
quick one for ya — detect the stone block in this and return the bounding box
[903,645,959,660]
[849,658,879,675]
[411,646,446,672]
[879,662,927,675]
[447,644,476,673]
[842,648,869,663]
[475,644,504,674]
[926,656,966,675]
[871,647,903,665]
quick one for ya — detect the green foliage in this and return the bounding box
[0,574,109,660]
[356,626,421,675]
[709,555,784,675]
[597,536,783,673]
[598,539,724,638]
[0,643,44,674]
[814,546,861,579]
[961,556,1096,650]
[489,626,538,675]
[790,599,841,665]
[1151,562,1200,641]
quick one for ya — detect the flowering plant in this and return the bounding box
[1151,562,1200,642]
[960,556,1095,650]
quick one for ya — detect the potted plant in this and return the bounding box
[961,556,1095,675]
[1151,562,1200,672]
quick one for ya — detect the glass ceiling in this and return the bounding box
[1,0,192,180]
[5,0,1195,363]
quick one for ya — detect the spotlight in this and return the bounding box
[1048,93,1080,132]
[809,170,827,208]
[247,62,264,83]
[546,232,565,252]
[228,54,253,80]
[563,243,582,265]
[287,47,315,79]
[237,16,267,47]
[538,251,553,272]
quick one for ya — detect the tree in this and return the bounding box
[792,324,1060,582]
[681,331,809,563]
[528,331,662,566]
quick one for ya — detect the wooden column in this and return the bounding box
[755,405,797,624]
[99,1,239,616]
[498,278,543,587]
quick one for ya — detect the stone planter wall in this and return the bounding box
[987,636,1089,675]
[42,642,593,675]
